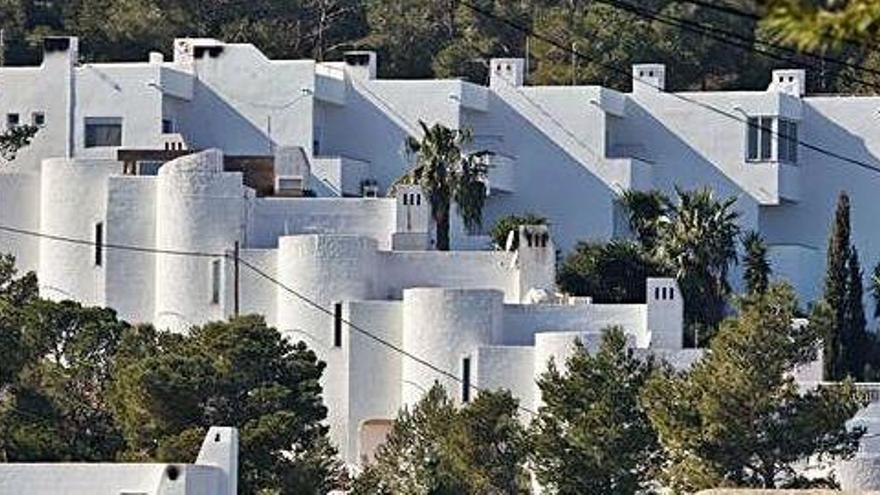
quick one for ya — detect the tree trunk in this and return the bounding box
[436,206,451,251]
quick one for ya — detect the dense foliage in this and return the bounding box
[557,240,665,304]
[642,283,866,491]
[531,327,659,494]
[352,385,529,494]
[3,1,880,94]
[819,192,869,381]
[0,255,345,491]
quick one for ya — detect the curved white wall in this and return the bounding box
[401,288,504,406]
[39,157,119,305]
[0,172,40,272]
[275,234,378,455]
[154,150,243,331]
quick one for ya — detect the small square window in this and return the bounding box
[32,112,46,127]
[162,118,174,134]
[6,113,19,129]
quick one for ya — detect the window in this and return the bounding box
[461,357,472,403]
[6,113,19,129]
[334,302,343,347]
[137,161,164,176]
[778,119,798,164]
[32,112,45,127]
[161,118,174,134]
[211,259,221,304]
[94,222,103,266]
[747,116,794,162]
[84,117,122,148]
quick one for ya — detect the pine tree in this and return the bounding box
[845,247,867,380]
[742,230,771,295]
[823,192,851,380]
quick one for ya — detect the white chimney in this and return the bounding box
[489,58,525,89]
[632,63,666,93]
[343,51,377,80]
[768,69,806,97]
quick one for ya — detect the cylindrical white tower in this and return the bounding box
[275,234,377,350]
[275,234,378,460]
[401,288,503,407]
[39,157,119,306]
[155,150,244,332]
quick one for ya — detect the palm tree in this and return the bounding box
[619,189,669,251]
[656,187,740,343]
[400,121,491,251]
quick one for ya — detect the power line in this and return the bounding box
[0,225,225,258]
[234,257,538,417]
[675,0,875,52]
[596,0,880,94]
[459,0,880,176]
[0,224,538,416]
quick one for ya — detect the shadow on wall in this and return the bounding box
[478,92,632,253]
[316,83,413,189]
[181,79,281,155]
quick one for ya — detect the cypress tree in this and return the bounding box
[845,247,867,380]
[822,192,850,380]
[742,230,771,295]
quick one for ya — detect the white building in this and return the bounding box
[0,426,238,495]
[0,142,694,463]
[0,36,876,467]
[3,36,880,304]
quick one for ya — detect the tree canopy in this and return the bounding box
[642,283,865,491]
[531,327,659,494]
[352,384,530,494]
[3,0,880,94]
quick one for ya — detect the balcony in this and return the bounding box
[312,155,372,196]
[485,153,515,194]
[745,161,801,205]
[604,157,652,193]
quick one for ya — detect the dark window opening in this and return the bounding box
[211,259,221,304]
[6,113,19,129]
[462,357,471,403]
[334,302,343,347]
[85,117,122,148]
[32,112,45,127]
[94,222,103,266]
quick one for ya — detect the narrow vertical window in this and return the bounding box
[788,122,798,164]
[669,287,675,300]
[778,120,790,162]
[334,302,343,347]
[94,222,103,266]
[211,259,221,304]
[746,117,759,160]
[461,357,472,403]
[760,117,773,160]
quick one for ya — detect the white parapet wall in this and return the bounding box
[0,427,238,495]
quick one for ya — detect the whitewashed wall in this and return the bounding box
[104,176,157,323]
[39,158,120,305]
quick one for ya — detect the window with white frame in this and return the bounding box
[778,118,798,163]
[746,116,798,164]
